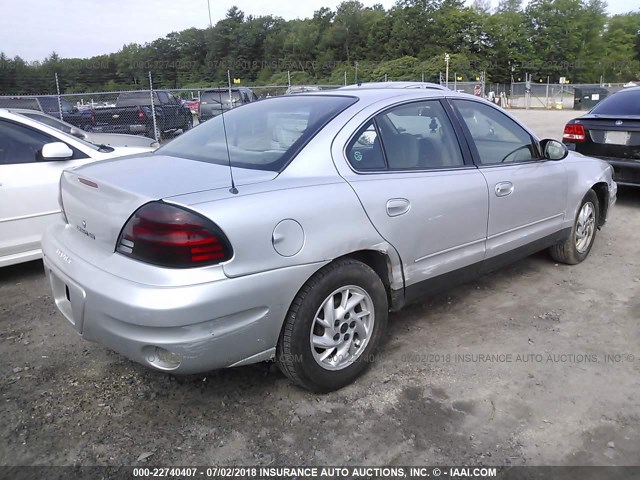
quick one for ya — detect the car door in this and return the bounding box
[0,119,89,265]
[166,92,184,129]
[449,99,568,262]
[338,99,489,298]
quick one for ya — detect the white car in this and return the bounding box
[0,109,155,267]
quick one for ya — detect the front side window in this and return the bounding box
[346,100,464,171]
[451,99,537,165]
[0,119,55,164]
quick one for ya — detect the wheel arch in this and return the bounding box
[591,182,609,226]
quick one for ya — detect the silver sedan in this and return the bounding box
[41,89,616,392]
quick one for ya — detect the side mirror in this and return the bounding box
[540,139,568,160]
[42,142,74,160]
[68,127,86,139]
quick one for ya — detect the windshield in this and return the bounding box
[20,111,74,134]
[16,112,101,151]
[157,95,357,172]
[590,90,640,116]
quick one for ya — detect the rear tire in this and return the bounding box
[550,189,599,265]
[276,259,388,393]
[183,115,193,132]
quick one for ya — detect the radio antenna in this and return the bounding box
[219,88,238,195]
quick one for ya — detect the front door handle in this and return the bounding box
[386,198,411,217]
[495,182,514,197]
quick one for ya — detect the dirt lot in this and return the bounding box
[1,110,639,467]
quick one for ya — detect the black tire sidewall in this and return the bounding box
[283,261,388,392]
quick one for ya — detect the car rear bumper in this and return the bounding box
[42,224,325,374]
[605,159,640,187]
[92,124,147,135]
[569,150,640,186]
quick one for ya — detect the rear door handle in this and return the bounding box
[495,182,514,197]
[386,198,411,217]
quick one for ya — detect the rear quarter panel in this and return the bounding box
[562,153,614,225]
[171,174,398,285]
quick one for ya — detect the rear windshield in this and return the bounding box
[590,90,640,115]
[116,93,155,107]
[201,90,242,105]
[157,95,357,172]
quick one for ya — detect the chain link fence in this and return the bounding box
[0,73,343,143]
[0,71,635,145]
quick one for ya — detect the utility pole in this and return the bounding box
[207,0,212,28]
[444,54,450,89]
[54,72,63,120]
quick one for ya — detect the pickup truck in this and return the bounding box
[92,91,193,139]
[0,96,95,130]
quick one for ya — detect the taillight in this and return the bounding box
[138,109,146,122]
[563,123,586,142]
[116,202,232,268]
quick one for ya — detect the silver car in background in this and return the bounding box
[41,89,616,392]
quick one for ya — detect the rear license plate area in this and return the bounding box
[604,131,630,145]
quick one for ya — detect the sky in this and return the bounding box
[0,0,636,62]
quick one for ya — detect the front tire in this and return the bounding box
[276,259,388,392]
[550,189,599,265]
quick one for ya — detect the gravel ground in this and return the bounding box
[1,110,639,467]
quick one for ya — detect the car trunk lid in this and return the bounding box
[60,154,276,252]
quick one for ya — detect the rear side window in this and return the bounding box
[346,100,464,171]
[590,90,640,115]
[157,95,358,172]
[347,121,386,170]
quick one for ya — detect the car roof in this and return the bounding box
[203,87,251,92]
[339,81,448,91]
[292,87,466,102]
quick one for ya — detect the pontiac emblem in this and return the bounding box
[112,114,120,119]
[615,120,623,126]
